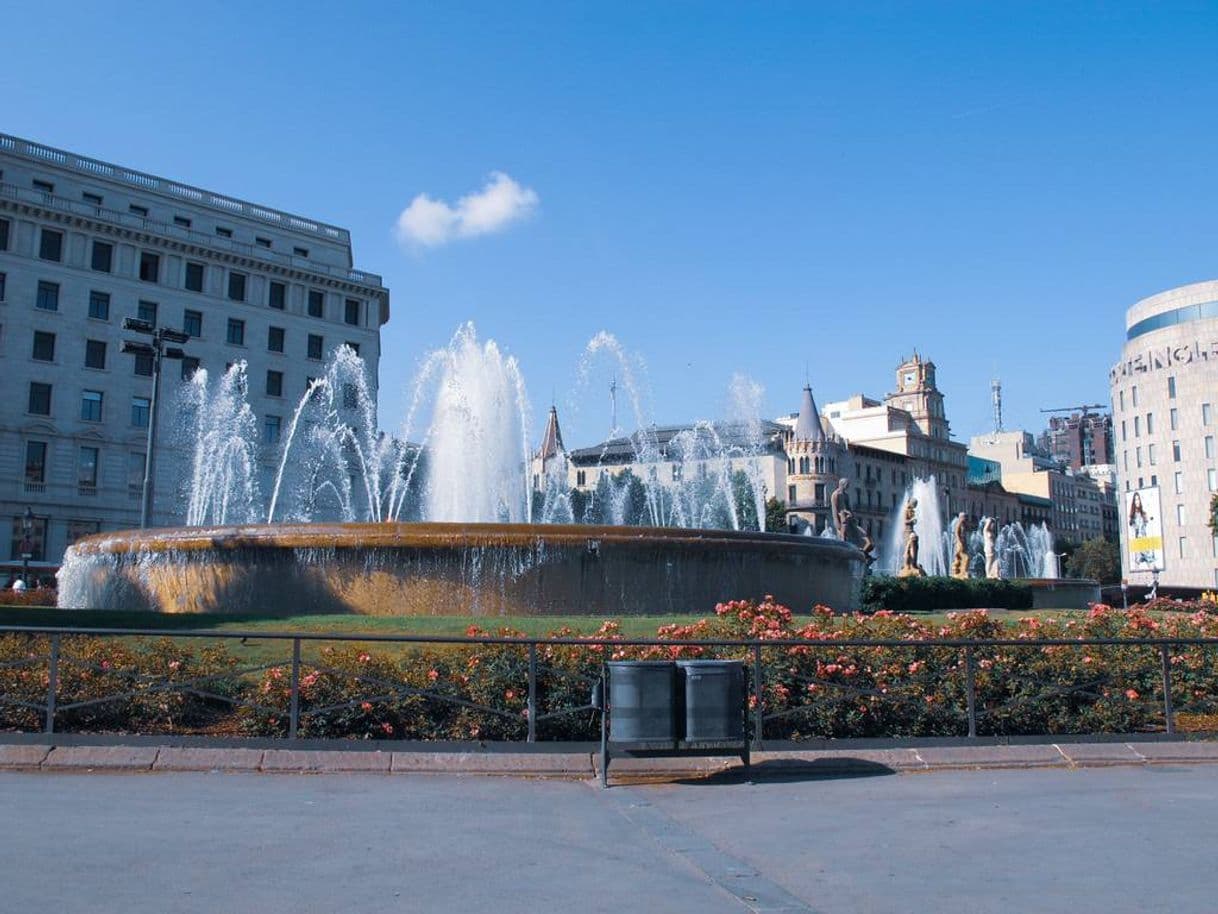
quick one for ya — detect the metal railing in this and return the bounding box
[1,624,1216,743]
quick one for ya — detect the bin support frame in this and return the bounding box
[597,662,751,788]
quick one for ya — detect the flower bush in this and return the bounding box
[5,601,1218,741]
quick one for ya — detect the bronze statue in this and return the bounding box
[897,498,926,578]
[838,509,875,568]
[950,512,970,579]
[830,478,850,540]
[982,517,1000,579]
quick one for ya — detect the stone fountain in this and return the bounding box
[59,325,865,615]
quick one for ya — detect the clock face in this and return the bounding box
[903,371,916,386]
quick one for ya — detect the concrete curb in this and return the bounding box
[2,741,1217,778]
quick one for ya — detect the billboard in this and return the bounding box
[1125,486,1164,573]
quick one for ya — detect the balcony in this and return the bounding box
[23,481,46,495]
[78,484,98,497]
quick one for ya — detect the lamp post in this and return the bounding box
[122,318,189,529]
[20,506,33,587]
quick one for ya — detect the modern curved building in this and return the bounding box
[1111,280,1218,588]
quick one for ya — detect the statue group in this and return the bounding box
[831,478,875,569]
[897,498,926,577]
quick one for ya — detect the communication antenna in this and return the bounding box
[991,378,1004,434]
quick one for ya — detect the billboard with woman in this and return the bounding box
[1125,486,1164,572]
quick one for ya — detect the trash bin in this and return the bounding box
[678,660,745,741]
[607,661,678,741]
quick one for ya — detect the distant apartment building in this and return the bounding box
[1039,411,1115,470]
[0,133,389,576]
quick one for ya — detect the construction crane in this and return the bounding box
[1040,404,1106,417]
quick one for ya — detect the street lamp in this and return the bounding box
[20,506,34,587]
[122,318,190,529]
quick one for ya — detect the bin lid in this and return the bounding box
[676,659,745,669]
[606,660,677,670]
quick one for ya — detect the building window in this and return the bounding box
[269,281,286,310]
[1172,440,1181,462]
[183,310,203,338]
[25,441,47,484]
[1179,537,1187,559]
[32,179,54,194]
[131,396,151,428]
[81,390,103,422]
[31,331,56,362]
[1133,416,1140,437]
[39,229,63,262]
[345,341,360,357]
[139,251,160,283]
[216,226,233,238]
[36,281,59,311]
[1167,376,1176,399]
[1209,468,1217,492]
[1170,408,1178,431]
[0,217,9,251]
[263,415,281,445]
[1207,436,1216,459]
[138,300,158,325]
[307,334,323,360]
[788,484,797,503]
[344,298,360,326]
[268,326,285,352]
[83,191,103,206]
[66,520,101,546]
[1205,404,1213,427]
[1146,413,1154,434]
[180,356,201,381]
[266,370,283,397]
[88,290,110,321]
[128,453,146,495]
[10,515,48,562]
[308,290,324,318]
[78,446,99,490]
[227,271,247,302]
[91,240,113,273]
[134,352,153,377]
[85,339,106,369]
[174,215,192,228]
[1148,444,1156,466]
[293,246,309,258]
[184,261,205,292]
[255,236,272,249]
[0,272,5,301]
[129,204,149,218]
[226,318,245,345]
[28,382,51,416]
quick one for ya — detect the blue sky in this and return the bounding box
[4,1,1216,448]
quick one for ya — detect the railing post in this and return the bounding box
[527,642,537,743]
[289,638,301,740]
[964,645,977,739]
[1160,643,1175,735]
[752,642,764,748]
[45,634,60,735]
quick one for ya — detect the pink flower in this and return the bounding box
[380,722,394,735]
[504,689,516,701]
[360,702,373,712]
[358,652,371,663]
[168,660,181,671]
[427,669,439,682]
[1125,689,1139,700]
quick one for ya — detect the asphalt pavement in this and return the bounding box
[2,764,1215,913]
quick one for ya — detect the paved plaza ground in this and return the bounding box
[1,763,1214,913]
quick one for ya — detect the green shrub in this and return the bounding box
[861,575,1033,614]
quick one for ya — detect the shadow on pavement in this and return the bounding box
[672,757,897,786]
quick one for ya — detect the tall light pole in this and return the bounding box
[20,506,33,587]
[122,318,189,529]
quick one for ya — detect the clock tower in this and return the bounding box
[887,351,950,439]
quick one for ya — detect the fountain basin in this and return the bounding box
[1020,578,1102,610]
[58,523,866,616]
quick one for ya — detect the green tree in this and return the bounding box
[1065,537,1121,584]
[731,470,760,530]
[1210,494,1218,533]
[765,497,789,533]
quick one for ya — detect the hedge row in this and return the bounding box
[861,576,1033,614]
[2,601,1217,741]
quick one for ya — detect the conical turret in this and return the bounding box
[536,405,565,461]
[794,385,825,443]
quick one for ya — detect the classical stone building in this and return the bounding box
[1111,280,1218,588]
[0,133,389,576]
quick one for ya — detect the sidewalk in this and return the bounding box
[2,739,1216,778]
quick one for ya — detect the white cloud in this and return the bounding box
[395,172,539,249]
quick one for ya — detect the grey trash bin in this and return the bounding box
[678,660,745,741]
[607,661,677,741]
